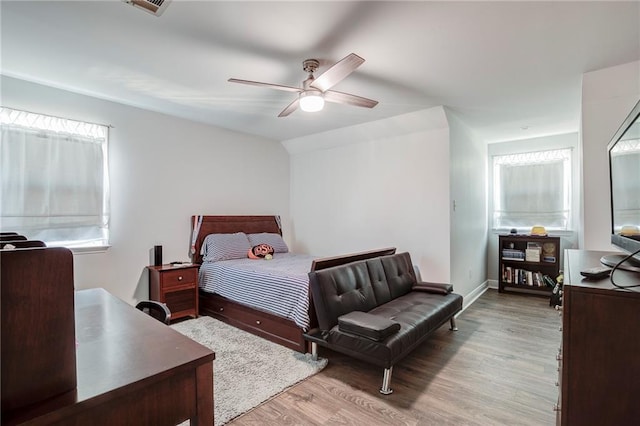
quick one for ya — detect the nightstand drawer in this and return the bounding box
[161,268,197,289]
[165,289,197,315]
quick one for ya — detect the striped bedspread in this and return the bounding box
[198,253,315,330]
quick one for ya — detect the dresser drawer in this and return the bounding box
[209,296,301,343]
[161,268,197,289]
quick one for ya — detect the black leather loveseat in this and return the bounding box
[304,252,463,394]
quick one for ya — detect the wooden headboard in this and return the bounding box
[190,215,282,265]
[190,214,397,270]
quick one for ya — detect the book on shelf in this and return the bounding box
[502,248,525,261]
[501,265,552,288]
[542,275,556,288]
[526,270,534,286]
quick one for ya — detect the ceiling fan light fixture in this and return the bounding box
[299,90,324,112]
[229,53,377,117]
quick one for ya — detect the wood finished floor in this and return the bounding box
[229,289,562,426]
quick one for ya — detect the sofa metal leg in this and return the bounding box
[310,342,318,360]
[449,317,458,331]
[380,367,394,395]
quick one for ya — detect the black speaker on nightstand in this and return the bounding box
[153,245,162,266]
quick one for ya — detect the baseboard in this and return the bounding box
[459,280,489,314]
[487,279,499,290]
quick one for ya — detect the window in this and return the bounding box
[492,148,572,230]
[0,107,109,248]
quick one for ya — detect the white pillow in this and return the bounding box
[201,232,251,262]
[247,232,289,253]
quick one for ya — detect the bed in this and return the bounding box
[190,215,396,352]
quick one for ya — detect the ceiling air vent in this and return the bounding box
[122,0,172,17]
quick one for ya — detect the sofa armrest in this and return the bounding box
[412,281,453,295]
[338,311,401,342]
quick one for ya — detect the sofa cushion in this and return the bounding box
[327,291,463,368]
[365,257,393,305]
[309,261,378,331]
[338,311,401,342]
[380,252,416,299]
[370,292,462,336]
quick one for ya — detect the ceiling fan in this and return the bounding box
[228,53,378,117]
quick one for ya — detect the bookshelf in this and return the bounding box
[498,234,560,295]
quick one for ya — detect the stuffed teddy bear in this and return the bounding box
[248,243,274,259]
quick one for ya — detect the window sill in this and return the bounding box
[69,245,111,255]
[491,228,575,237]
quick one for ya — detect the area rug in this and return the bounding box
[171,316,327,425]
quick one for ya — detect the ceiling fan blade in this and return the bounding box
[228,78,302,93]
[310,53,365,92]
[323,90,378,108]
[278,98,300,117]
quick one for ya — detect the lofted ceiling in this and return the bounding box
[1,0,639,143]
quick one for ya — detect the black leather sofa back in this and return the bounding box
[309,252,417,331]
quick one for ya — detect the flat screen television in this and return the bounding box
[601,98,640,272]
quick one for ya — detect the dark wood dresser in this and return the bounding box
[557,249,640,425]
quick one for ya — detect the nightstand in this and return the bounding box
[147,264,199,321]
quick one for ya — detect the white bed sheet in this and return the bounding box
[198,253,314,329]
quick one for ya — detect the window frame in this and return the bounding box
[491,148,573,231]
[0,107,110,250]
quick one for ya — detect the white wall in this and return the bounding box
[284,107,452,284]
[447,109,488,301]
[486,132,580,281]
[1,76,290,305]
[581,60,640,251]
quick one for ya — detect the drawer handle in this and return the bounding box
[219,307,224,312]
[178,276,183,281]
[256,320,261,325]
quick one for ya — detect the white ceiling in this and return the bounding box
[2,0,639,143]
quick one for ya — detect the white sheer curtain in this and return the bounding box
[493,149,571,230]
[0,107,109,247]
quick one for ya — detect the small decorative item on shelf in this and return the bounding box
[526,242,542,262]
[542,242,557,263]
[549,271,563,307]
[525,248,541,262]
[530,225,547,236]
